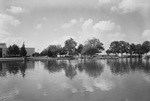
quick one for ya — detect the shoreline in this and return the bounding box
[0,56,148,62]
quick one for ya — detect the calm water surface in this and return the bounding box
[0,58,150,101]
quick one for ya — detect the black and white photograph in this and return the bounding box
[0,0,150,101]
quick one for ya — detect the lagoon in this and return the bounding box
[0,58,150,101]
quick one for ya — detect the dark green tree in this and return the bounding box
[82,38,104,56]
[129,43,136,56]
[109,41,120,55]
[20,43,27,57]
[142,41,150,55]
[7,44,20,56]
[64,38,77,56]
[47,45,61,57]
[119,41,130,56]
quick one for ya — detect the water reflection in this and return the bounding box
[43,60,104,79]
[0,61,35,78]
[77,60,104,78]
[0,59,150,79]
[44,60,78,79]
[107,58,150,75]
[0,59,150,101]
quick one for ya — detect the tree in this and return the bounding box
[142,41,150,55]
[64,38,77,56]
[134,44,144,57]
[7,44,20,56]
[129,43,136,56]
[7,45,13,56]
[47,45,61,57]
[59,47,67,56]
[20,43,27,57]
[77,44,83,54]
[119,41,130,56]
[106,49,112,55]
[40,45,63,57]
[82,38,104,56]
[109,41,120,55]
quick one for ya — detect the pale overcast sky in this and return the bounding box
[0,0,150,52]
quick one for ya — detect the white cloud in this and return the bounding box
[98,0,150,16]
[0,13,22,46]
[82,18,93,31]
[7,6,26,14]
[111,0,150,15]
[98,0,114,5]
[58,18,125,50]
[94,79,115,91]
[93,20,121,31]
[50,35,75,46]
[77,19,125,49]
[62,19,77,29]
[142,29,150,39]
[35,23,42,29]
[1,36,24,46]
[0,13,20,29]
[42,17,47,20]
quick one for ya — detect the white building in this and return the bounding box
[26,48,35,56]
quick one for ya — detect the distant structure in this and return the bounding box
[0,43,7,57]
[26,48,35,56]
[0,43,35,57]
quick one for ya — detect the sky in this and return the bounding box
[0,0,150,52]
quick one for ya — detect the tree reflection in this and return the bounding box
[77,60,104,78]
[64,61,77,80]
[107,58,150,75]
[44,60,64,73]
[44,60,78,80]
[0,61,35,78]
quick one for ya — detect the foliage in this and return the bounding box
[142,41,150,54]
[64,38,77,56]
[108,41,130,55]
[7,44,20,56]
[20,43,27,57]
[108,41,120,55]
[40,45,62,57]
[77,44,83,54]
[82,38,104,56]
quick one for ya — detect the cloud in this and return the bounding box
[0,13,23,46]
[82,18,93,31]
[111,0,150,15]
[1,36,24,46]
[35,23,42,29]
[50,35,75,46]
[142,29,150,39]
[98,0,150,16]
[77,19,125,49]
[98,0,115,5]
[0,13,20,29]
[93,20,121,31]
[94,79,115,91]
[62,19,78,29]
[7,6,26,14]
[42,17,47,20]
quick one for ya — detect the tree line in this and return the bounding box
[7,43,27,57]
[106,41,150,57]
[40,38,150,58]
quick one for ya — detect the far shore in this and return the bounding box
[0,55,149,62]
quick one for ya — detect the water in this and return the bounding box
[0,58,150,101]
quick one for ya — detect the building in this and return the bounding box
[0,43,35,57]
[0,43,7,57]
[26,48,35,56]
